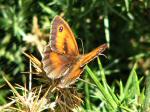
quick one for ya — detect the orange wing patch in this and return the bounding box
[42,45,74,79]
[58,60,84,88]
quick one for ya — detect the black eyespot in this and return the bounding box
[59,26,63,32]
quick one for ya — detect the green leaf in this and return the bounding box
[86,66,117,110]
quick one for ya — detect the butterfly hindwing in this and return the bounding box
[42,45,74,79]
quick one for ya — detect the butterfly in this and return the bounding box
[42,16,108,88]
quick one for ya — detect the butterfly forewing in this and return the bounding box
[80,44,107,67]
[50,16,79,56]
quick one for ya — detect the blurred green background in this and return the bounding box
[0,0,150,111]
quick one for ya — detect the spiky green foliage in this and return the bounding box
[84,59,144,112]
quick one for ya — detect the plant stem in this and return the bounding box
[143,74,150,112]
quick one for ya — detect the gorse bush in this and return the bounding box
[0,0,150,111]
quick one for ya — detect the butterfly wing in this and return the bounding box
[79,43,108,67]
[42,16,79,79]
[58,44,108,88]
[42,45,75,79]
[50,16,79,56]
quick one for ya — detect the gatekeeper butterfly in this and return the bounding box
[42,16,108,88]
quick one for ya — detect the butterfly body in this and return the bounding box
[42,16,107,88]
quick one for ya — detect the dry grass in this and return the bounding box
[1,53,82,112]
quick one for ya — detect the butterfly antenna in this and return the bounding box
[78,78,96,87]
[77,38,84,54]
[99,53,108,59]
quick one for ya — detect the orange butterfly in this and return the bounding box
[42,16,107,88]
